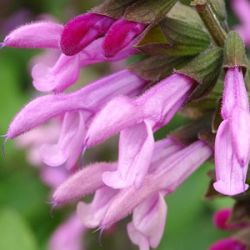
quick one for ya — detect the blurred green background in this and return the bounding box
[0,1,239,250]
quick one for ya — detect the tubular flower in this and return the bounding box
[3,22,138,93]
[100,140,211,228]
[52,138,212,250]
[214,67,250,196]
[85,73,195,188]
[7,70,147,169]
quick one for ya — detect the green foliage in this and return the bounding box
[0,209,37,250]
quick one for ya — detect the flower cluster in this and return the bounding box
[2,0,250,249]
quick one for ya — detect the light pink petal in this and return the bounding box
[7,94,86,139]
[29,49,59,69]
[7,70,146,139]
[53,162,116,206]
[222,68,249,119]
[236,25,250,47]
[32,54,80,93]
[86,96,143,147]
[77,187,118,228]
[40,112,86,169]
[40,144,66,167]
[149,137,184,173]
[214,120,249,196]
[49,214,86,250]
[139,73,194,127]
[3,22,63,48]
[127,223,149,250]
[77,69,147,108]
[129,193,167,249]
[102,141,211,227]
[86,73,193,149]
[102,121,154,189]
[231,0,250,25]
[230,108,250,166]
[40,167,68,189]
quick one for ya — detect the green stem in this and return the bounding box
[194,0,227,47]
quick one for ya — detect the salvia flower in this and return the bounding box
[214,67,250,196]
[3,22,138,93]
[85,73,196,188]
[100,140,211,228]
[53,138,212,250]
[7,69,147,169]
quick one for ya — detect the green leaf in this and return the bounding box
[0,209,37,250]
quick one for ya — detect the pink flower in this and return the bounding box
[85,73,195,188]
[214,67,250,196]
[100,140,211,227]
[53,138,211,250]
[3,22,138,93]
[7,70,147,169]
